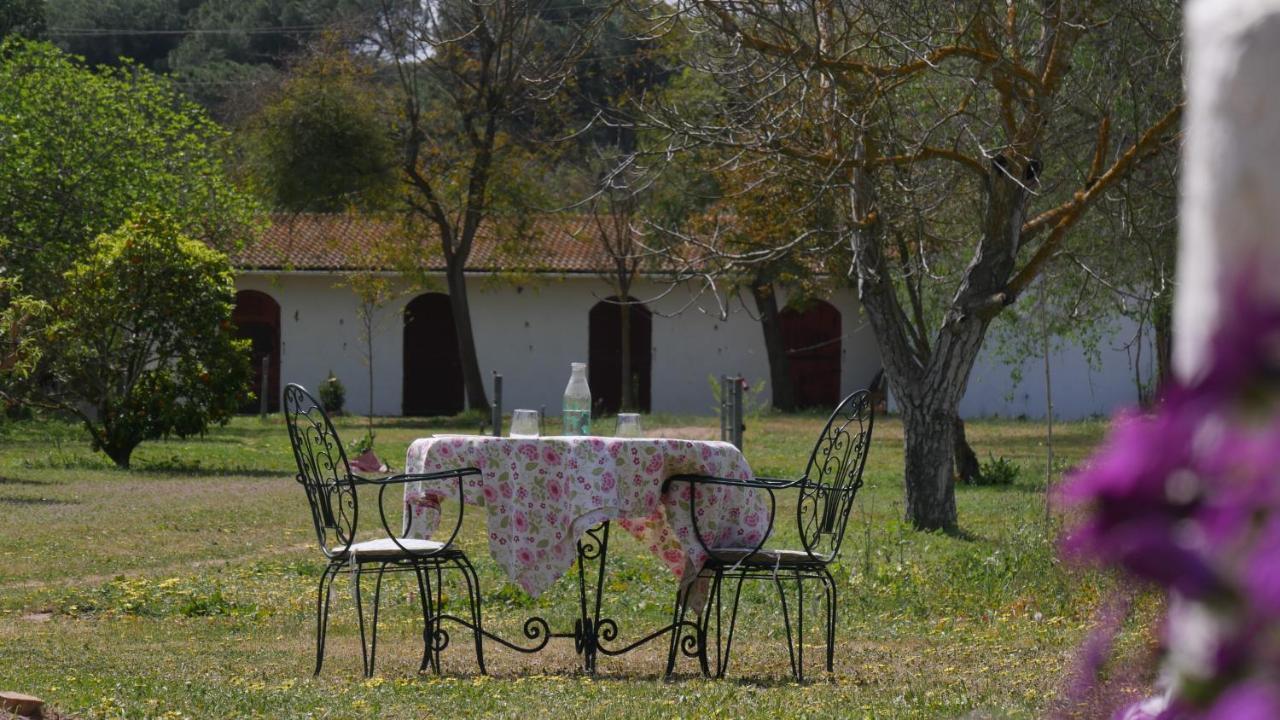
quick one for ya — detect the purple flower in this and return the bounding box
[1204,681,1280,720]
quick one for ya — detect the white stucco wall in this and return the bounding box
[235,270,1142,419]
[234,272,882,416]
[960,314,1154,420]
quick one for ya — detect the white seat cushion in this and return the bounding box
[337,537,447,558]
[708,547,826,566]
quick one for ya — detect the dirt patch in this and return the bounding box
[18,613,51,623]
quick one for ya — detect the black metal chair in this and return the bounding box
[284,383,486,677]
[664,371,881,681]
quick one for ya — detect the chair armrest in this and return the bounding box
[664,474,787,563]
[366,467,479,552]
[354,467,482,486]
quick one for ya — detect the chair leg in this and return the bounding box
[457,556,488,675]
[698,572,721,677]
[314,563,339,676]
[823,569,837,675]
[795,570,805,682]
[717,573,747,679]
[366,563,387,677]
[773,572,798,681]
[352,565,370,678]
[414,566,437,674]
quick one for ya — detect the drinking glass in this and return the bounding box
[615,413,643,438]
[510,409,541,438]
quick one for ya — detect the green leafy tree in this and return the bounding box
[239,47,399,212]
[45,0,191,69]
[33,217,252,468]
[1,0,45,39]
[0,38,255,301]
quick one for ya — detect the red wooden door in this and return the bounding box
[231,290,281,412]
[403,293,464,416]
[779,300,842,409]
[589,298,652,414]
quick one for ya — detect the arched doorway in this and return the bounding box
[403,293,464,416]
[779,299,842,409]
[231,290,281,413]
[589,297,652,414]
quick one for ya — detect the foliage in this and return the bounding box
[31,216,252,468]
[348,429,375,456]
[319,371,346,415]
[0,39,256,302]
[45,0,187,68]
[238,46,398,212]
[0,270,49,387]
[169,0,371,113]
[0,0,44,39]
[969,454,1021,487]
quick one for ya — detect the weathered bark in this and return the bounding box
[445,265,489,412]
[899,402,958,530]
[953,417,980,485]
[751,279,797,412]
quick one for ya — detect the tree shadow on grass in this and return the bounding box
[129,465,286,478]
[0,495,77,506]
[0,475,50,486]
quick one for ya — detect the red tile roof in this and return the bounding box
[233,213,665,274]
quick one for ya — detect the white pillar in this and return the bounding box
[1176,0,1280,378]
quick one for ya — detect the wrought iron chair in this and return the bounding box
[284,383,486,677]
[664,371,882,681]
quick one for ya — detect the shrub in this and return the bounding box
[319,371,345,414]
[971,454,1021,486]
[36,216,252,468]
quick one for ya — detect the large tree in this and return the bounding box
[369,0,614,411]
[0,39,254,301]
[653,1,1182,530]
[238,46,399,212]
[0,39,256,458]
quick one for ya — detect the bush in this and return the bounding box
[319,371,345,414]
[971,454,1021,486]
[37,216,252,468]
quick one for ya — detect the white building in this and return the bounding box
[231,214,1148,420]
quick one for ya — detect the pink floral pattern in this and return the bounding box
[403,436,767,597]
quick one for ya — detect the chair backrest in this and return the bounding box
[284,383,358,556]
[796,370,881,562]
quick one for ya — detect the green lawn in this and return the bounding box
[0,413,1145,718]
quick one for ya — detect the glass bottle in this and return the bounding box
[562,362,592,436]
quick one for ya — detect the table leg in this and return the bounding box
[574,521,610,674]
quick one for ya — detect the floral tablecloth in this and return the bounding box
[403,435,769,597]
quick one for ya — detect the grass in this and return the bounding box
[0,412,1150,718]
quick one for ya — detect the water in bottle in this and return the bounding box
[562,362,592,435]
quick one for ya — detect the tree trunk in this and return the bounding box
[850,153,1031,531]
[900,401,958,531]
[751,279,797,412]
[445,265,489,411]
[619,302,634,411]
[953,417,980,484]
[1153,297,1174,399]
[96,424,136,468]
